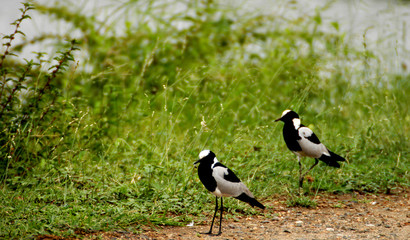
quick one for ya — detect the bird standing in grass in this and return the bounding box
[194,150,265,235]
[275,110,345,191]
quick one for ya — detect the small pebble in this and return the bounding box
[228,224,237,229]
[271,216,280,221]
[139,235,150,240]
[295,221,303,227]
[365,224,375,227]
[326,228,335,232]
[284,229,291,233]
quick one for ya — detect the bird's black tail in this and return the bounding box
[319,150,345,168]
[235,193,265,209]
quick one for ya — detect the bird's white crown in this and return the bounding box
[281,109,292,118]
[199,150,211,159]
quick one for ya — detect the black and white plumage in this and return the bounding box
[194,150,265,235]
[275,110,345,189]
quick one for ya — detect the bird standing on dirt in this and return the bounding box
[275,110,345,191]
[194,150,265,235]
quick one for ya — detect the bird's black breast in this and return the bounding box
[197,163,217,192]
[283,123,302,151]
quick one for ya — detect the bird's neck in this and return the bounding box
[292,118,301,129]
[283,121,296,131]
[198,157,218,168]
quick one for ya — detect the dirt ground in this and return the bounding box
[39,190,409,240]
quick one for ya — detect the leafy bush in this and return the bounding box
[0,3,80,180]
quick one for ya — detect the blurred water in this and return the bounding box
[0,0,409,73]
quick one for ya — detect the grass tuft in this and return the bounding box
[286,195,318,208]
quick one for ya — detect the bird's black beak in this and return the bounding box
[194,159,201,165]
[275,117,281,122]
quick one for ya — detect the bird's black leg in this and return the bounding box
[216,197,223,235]
[298,156,303,193]
[203,196,218,235]
[300,158,319,190]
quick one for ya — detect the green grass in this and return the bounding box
[286,194,318,208]
[0,0,409,238]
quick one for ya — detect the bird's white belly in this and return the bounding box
[211,187,223,197]
[212,187,232,197]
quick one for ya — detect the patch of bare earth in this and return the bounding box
[39,190,409,240]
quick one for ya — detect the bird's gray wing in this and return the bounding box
[298,127,330,158]
[212,166,254,198]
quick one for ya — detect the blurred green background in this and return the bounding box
[0,0,408,238]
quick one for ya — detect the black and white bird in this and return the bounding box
[275,110,345,190]
[194,150,265,235]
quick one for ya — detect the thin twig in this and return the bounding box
[20,40,79,124]
[0,61,33,118]
[0,3,34,101]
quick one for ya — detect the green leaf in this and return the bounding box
[331,21,339,31]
